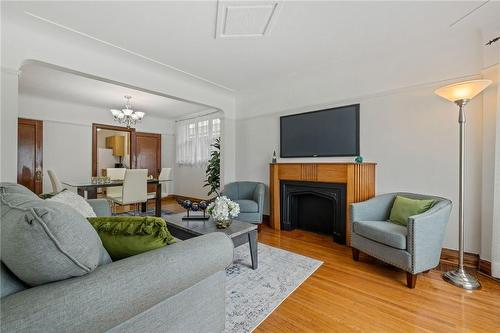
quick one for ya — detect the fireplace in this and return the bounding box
[281,180,346,244]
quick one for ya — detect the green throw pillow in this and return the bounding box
[87,216,176,260]
[389,196,435,226]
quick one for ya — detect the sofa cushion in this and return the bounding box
[0,263,26,298]
[389,195,435,226]
[352,220,407,250]
[47,189,97,218]
[0,187,109,286]
[87,216,176,260]
[235,199,258,213]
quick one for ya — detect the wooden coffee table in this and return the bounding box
[165,213,258,269]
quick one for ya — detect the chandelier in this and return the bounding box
[110,95,145,128]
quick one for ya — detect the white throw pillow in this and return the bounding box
[47,189,97,218]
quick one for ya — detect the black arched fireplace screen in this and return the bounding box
[281,180,346,244]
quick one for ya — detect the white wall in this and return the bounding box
[479,26,500,274]
[492,77,500,276]
[161,133,175,196]
[174,165,209,200]
[0,68,19,182]
[480,65,499,261]
[43,121,92,193]
[18,93,176,193]
[235,79,484,253]
[1,14,237,188]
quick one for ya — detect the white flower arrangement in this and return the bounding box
[207,196,240,221]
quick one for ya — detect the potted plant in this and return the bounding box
[204,137,221,197]
[207,196,240,229]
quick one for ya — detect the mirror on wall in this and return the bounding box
[92,123,135,177]
[96,128,131,176]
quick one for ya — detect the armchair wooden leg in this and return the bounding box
[406,272,417,289]
[352,248,360,261]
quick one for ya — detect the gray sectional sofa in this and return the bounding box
[1,183,234,333]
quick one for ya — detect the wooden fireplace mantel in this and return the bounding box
[269,162,376,245]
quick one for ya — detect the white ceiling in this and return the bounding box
[4,1,500,92]
[19,62,211,119]
[216,1,283,38]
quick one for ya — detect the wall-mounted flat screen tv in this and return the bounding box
[280,104,360,158]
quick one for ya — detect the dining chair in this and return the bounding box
[105,168,126,199]
[47,170,64,193]
[110,169,148,215]
[147,167,172,201]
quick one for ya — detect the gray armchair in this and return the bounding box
[350,192,452,288]
[222,181,265,224]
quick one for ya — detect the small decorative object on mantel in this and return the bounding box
[178,199,210,220]
[207,196,240,229]
[354,156,364,164]
[272,150,277,164]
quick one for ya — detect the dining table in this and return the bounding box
[62,179,166,217]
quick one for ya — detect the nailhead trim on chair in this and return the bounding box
[407,204,450,274]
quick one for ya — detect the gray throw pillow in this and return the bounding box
[47,189,97,218]
[0,182,40,199]
[0,188,110,286]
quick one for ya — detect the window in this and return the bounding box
[188,123,196,138]
[176,114,222,166]
[198,120,209,137]
[212,118,221,139]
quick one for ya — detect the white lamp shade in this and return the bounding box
[434,79,492,103]
[135,111,145,119]
[110,109,121,116]
[122,108,133,116]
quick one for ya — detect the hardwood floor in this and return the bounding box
[255,226,500,332]
[159,198,500,332]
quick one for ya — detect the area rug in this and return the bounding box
[225,243,322,333]
[113,208,174,216]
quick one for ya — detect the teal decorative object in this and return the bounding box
[354,156,363,163]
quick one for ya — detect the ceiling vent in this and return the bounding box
[215,1,283,38]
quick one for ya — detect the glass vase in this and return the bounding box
[215,219,232,229]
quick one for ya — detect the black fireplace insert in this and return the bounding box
[281,180,346,244]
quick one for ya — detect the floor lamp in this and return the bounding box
[434,79,492,290]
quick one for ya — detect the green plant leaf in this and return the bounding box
[204,137,221,196]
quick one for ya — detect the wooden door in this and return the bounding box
[135,132,161,191]
[17,118,43,194]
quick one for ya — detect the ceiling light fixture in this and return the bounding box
[110,95,145,128]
